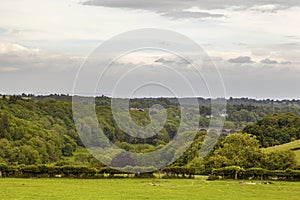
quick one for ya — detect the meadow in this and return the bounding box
[0,178,299,200]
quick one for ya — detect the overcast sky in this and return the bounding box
[0,0,299,99]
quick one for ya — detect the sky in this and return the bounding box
[0,0,299,99]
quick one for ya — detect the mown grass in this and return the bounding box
[264,139,300,166]
[0,178,299,200]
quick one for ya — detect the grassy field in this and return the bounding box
[0,178,299,200]
[264,139,300,166]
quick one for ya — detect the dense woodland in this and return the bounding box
[0,94,300,177]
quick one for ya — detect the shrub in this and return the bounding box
[161,167,195,178]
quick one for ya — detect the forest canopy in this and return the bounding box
[0,94,299,171]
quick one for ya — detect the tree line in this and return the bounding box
[0,95,299,177]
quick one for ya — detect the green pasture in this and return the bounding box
[0,178,299,200]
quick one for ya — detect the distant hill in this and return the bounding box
[264,139,300,166]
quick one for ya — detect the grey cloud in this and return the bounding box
[81,0,193,11]
[228,56,253,64]
[234,42,248,46]
[154,57,190,65]
[161,11,224,19]
[81,0,300,20]
[261,58,278,64]
[249,4,282,13]
[285,36,300,40]
[82,0,300,14]
[154,57,173,64]
[279,42,300,47]
[281,61,292,64]
[260,58,292,65]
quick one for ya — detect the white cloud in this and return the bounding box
[0,42,81,72]
[0,43,40,54]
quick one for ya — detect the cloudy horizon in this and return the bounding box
[0,0,299,99]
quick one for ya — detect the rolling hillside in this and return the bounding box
[264,140,300,166]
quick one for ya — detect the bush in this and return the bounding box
[61,165,96,178]
[98,167,123,176]
[212,166,244,179]
[243,168,267,180]
[212,167,300,181]
[161,167,195,178]
[134,172,155,178]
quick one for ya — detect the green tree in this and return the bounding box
[208,133,263,169]
[0,138,14,163]
[17,145,41,165]
[263,150,296,170]
[243,113,300,147]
